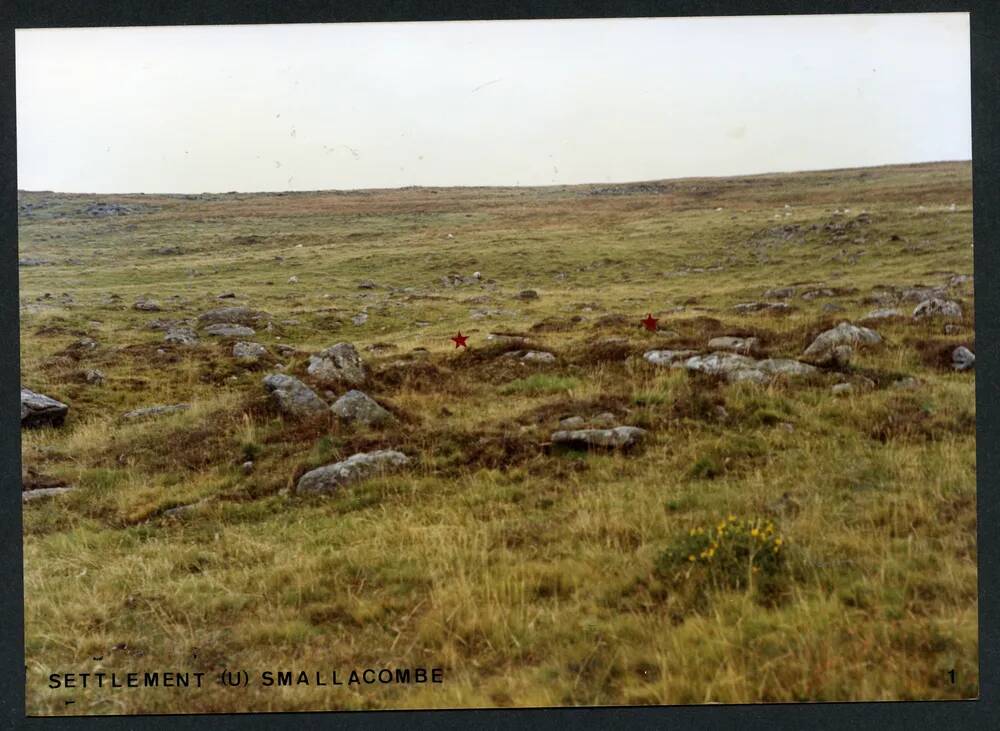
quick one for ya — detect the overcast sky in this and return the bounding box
[16,13,971,194]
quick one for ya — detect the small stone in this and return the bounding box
[22,486,76,502]
[133,298,161,312]
[913,298,962,320]
[550,426,647,450]
[351,312,369,326]
[514,289,539,301]
[559,416,586,429]
[241,461,254,474]
[233,341,268,362]
[288,276,299,284]
[205,323,256,338]
[521,351,556,363]
[121,403,190,421]
[164,327,198,345]
[831,383,853,396]
[952,346,975,371]
[707,336,759,355]
[643,349,696,366]
[865,308,902,320]
[84,369,105,385]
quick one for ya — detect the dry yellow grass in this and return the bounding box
[19,161,975,714]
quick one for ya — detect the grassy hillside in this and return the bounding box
[18,161,976,714]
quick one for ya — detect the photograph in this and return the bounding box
[15,12,977,715]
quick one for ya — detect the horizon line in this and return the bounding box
[16,158,972,198]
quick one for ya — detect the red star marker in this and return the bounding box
[451,332,469,348]
[641,313,659,332]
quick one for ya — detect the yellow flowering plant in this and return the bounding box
[656,515,787,601]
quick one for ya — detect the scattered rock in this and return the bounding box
[901,287,947,303]
[676,352,817,384]
[707,336,759,355]
[204,323,256,338]
[288,276,299,284]
[162,500,209,518]
[831,383,854,396]
[19,257,52,267]
[133,298,161,312]
[514,289,539,301]
[763,287,795,299]
[733,302,791,314]
[121,403,190,421]
[263,374,328,417]
[331,389,393,426]
[550,426,647,450]
[164,327,198,345]
[20,388,69,428]
[948,274,973,288]
[643,349,696,366]
[307,342,366,386]
[865,308,902,320]
[822,303,846,314]
[242,461,255,474]
[296,450,410,495]
[358,279,376,289]
[217,292,237,299]
[520,351,556,363]
[351,312,369,326]
[233,341,268,362]
[952,346,975,371]
[559,416,586,429]
[22,486,76,502]
[913,298,962,320]
[83,369,105,385]
[803,322,882,364]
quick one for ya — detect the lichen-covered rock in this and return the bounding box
[296,450,410,495]
[331,390,392,426]
[133,298,161,312]
[307,342,366,386]
[676,352,816,384]
[707,336,760,355]
[122,403,190,421]
[520,351,556,363]
[913,298,962,320]
[864,308,902,320]
[22,486,76,502]
[233,341,268,362]
[952,346,975,371]
[204,323,255,338]
[263,374,327,417]
[20,388,69,428]
[643,349,696,366]
[164,327,198,345]
[803,322,882,363]
[551,426,647,450]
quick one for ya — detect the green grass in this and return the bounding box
[18,161,976,714]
